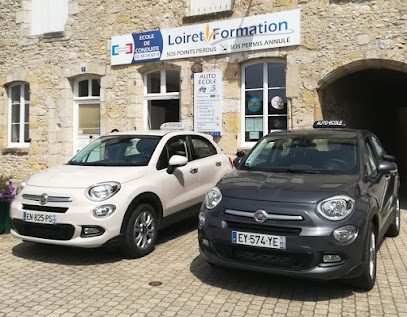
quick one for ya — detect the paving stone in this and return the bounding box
[0,213,407,316]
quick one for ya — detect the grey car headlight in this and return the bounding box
[204,186,222,210]
[86,182,121,201]
[16,178,29,196]
[317,195,355,221]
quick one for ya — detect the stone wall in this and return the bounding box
[0,0,406,180]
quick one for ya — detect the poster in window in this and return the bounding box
[248,98,261,113]
[194,72,222,136]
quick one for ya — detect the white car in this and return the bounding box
[10,129,233,257]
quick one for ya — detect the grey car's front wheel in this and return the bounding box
[121,203,158,258]
[352,223,377,291]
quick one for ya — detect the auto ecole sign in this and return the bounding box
[111,9,300,65]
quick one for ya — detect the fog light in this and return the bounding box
[92,204,116,218]
[81,226,105,237]
[198,211,206,229]
[333,225,358,244]
[323,254,342,263]
[202,238,209,247]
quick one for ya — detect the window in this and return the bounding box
[370,136,385,158]
[190,136,217,159]
[74,78,101,153]
[157,136,188,170]
[241,135,359,174]
[190,0,234,15]
[365,139,378,176]
[144,70,180,130]
[241,61,287,146]
[69,135,160,166]
[31,0,69,35]
[8,83,30,147]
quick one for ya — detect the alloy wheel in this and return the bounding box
[133,210,156,250]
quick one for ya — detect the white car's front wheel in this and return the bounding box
[121,203,158,258]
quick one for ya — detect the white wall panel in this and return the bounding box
[31,0,68,35]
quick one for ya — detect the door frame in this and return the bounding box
[73,78,101,153]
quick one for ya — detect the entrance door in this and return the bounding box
[73,78,101,153]
[77,103,100,151]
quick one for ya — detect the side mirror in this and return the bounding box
[167,155,188,174]
[233,156,244,168]
[377,160,397,174]
[371,161,397,184]
[233,150,245,168]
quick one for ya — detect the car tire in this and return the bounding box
[120,203,158,258]
[386,198,400,238]
[352,223,377,291]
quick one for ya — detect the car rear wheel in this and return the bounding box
[386,198,400,237]
[352,223,376,291]
[120,203,158,258]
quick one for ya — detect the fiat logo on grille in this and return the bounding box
[253,210,268,223]
[39,193,49,205]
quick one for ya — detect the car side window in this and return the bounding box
[157,136,189,170]
[190,136,217,160]
[370,136,385,158]
[364,139,378,176]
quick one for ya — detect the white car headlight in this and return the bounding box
[16,178,29,196]
[86,182,121,201]
[317,195,355,221]
[204,186,222,210]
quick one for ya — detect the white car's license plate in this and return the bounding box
[232,231,286,250]
[23,211,57,224]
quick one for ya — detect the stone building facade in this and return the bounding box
[0,0,407,181]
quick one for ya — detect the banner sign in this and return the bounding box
[194,72,222,136]
[111,9,300,65]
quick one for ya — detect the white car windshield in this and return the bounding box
[68,135,161,166]
[241,135,359,174]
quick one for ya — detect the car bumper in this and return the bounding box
[198,206,368,280]
[10,186,128,248]
[198,235,365,280]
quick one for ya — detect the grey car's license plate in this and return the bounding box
[232,231,286,249]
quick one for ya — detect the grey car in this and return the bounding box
[198,122,400,290]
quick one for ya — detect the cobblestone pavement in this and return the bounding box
[0,213,406,317]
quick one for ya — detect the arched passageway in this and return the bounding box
[319,63,407,183]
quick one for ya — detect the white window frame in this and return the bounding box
[7,82,30,148]
[73,77,101,153]
[144,70,180,130]
[190,0,234,16]
[240,60,289,148]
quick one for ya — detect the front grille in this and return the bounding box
[22,204,68,213]
[12,219,75,240]
[226,220,301,236]
[214,243,312,270]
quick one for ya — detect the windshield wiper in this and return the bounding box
[267,168,321,174]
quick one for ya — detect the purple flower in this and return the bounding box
[0,175,15,203]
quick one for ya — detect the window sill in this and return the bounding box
[2,147,30,155]
[183,10,233,24]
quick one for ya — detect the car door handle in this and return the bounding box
[216,161,222,167]
[384,175,391,180]
[190,168,198,174]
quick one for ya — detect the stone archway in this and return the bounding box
[317,59,407,181]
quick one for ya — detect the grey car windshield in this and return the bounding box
[242,135,359,174]
[68,135,161,166]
